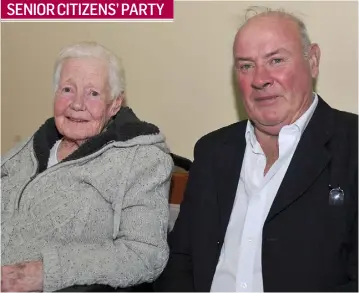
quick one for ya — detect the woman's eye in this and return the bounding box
[90,91,99,97]
[62,87,71,93]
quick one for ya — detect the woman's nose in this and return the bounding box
[70,93,86,111]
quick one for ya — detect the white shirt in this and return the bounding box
[47,139,62,168]
[210,93,319,292]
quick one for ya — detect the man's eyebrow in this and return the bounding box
[234,56,253,62]
[264,48,290,58]
[234,48,291,62]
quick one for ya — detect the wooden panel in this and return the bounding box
[169,172,189,204]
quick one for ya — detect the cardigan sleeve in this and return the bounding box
[41,145,173,291]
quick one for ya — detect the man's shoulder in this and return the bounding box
[194,120,247,152]
[332,108,358,129]
[325,106,358,146]
[312,98,357,139]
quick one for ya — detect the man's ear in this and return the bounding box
[308,43,321,79]
[108,93,124,117]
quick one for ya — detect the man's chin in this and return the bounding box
[254,119,288,136]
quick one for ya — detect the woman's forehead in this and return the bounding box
[60,57,109,84]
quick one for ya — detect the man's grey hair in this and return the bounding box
[239,6,312,57]
[53,41,126,100]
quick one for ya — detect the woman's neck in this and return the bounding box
[57,138,86,161]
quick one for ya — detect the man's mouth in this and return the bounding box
[254,96,279,104]
[255,95,278,101]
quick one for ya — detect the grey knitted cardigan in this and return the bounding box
[1,107,174,291]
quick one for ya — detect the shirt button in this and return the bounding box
[248,238,252,242]
[240,282,247,289]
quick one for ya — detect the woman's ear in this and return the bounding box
[108,93,124,117]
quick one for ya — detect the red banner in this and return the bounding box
[1,0,174,21]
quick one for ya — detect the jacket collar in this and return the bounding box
[33,107,160,173]
[214,95,334,241]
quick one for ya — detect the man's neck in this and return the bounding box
[255,128,279,175]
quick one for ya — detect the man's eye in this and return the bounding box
[241,64,252,69]
[271,58,283,64]
[90,91,99,97]
[238,63,253,71]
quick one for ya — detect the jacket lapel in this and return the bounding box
[265,97,334,223]
[214,123,247,241]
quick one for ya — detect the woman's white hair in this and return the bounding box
[53,41,126,100]
[240,6,312,57]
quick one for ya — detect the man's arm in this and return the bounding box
[332,168,358,292]
[332,215,357,292]
[154,137,212,292]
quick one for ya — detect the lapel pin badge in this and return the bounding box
[328,184,345,206]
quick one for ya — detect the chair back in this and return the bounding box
[169,172,189,204]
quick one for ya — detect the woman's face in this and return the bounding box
[54,57,121,142]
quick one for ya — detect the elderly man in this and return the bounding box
[155,7,358,292]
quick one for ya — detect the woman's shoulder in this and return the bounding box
[1,136,34,167]
[104,139,173,169]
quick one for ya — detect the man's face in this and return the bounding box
[233,14,320,135]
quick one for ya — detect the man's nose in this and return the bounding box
[251,66,273,90]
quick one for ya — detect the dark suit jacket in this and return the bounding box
[155,97,358,292]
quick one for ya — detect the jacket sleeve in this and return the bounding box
[332,167,358,292]
[154,137,211,292]
[40,145,174,292]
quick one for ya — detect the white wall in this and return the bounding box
[1,1,358,159]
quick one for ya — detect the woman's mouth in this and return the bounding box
[67,117,88,123]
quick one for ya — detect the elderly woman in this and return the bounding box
[1,41,174,292]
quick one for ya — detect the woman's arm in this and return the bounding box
[39,145,173,291]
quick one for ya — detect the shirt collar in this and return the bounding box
[245,92,319,148]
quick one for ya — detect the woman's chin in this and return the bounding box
[62,131,93,142]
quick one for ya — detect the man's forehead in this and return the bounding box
[237,14,300,39]
[234,47,292,62]
[235,17,301,51]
